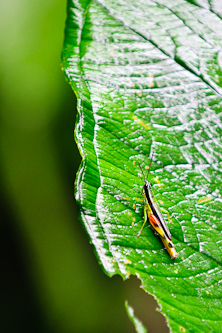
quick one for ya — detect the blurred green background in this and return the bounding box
[0,1,168,332]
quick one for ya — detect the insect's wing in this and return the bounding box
[149,187,172,240]
[149,213,177,259]
[148,214,167,239]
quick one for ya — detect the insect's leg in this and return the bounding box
[160,207,172,223]
[133,197,143,202]
[137,202,151,237]
[116,195,143,202]
[116,195,143,214]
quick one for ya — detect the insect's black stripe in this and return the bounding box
[144,183,172,240]
[144,184,159,223]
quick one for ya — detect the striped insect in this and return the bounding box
[137,153,177,259]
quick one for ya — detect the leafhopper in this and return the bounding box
[137,154,177,259]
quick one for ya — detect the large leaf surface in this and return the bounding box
[62,0,222,331]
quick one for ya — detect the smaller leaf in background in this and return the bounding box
[125,301,148,333]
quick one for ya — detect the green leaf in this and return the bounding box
[62,1,222,332]
[125,301,147,333]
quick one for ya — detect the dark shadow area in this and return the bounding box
[0,185,51,333]
[52,85,80,189]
